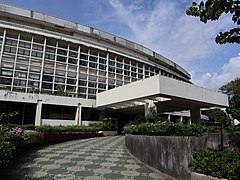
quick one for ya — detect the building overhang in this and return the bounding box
[96,75,229,112]
[0,90,95,107]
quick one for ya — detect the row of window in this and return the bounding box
[0,29,185,99]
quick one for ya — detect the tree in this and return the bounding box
[220,78,240,120]
[186,0,240,44]
[202,108,230,124]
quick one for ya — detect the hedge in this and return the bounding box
[123,122,221,136]
[190,149,240,180]
[35,125,99,134]
[89,122,116,131]
[0,142,16,168]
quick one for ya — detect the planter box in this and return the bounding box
[191,172,227,180]
[40,133,103,144]
[102,131,117,136]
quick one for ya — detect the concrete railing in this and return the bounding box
[125,134,230,180]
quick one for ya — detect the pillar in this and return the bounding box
[35,100,42,126]
[144,100,157,117]
[180,116,183,123]
[190,108,201,124]
[75,103,82,126]
[168,114,171,121]
[144,102,151,116]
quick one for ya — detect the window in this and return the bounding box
[99,58,106,64]
[28,81,39,87]
[88,82,96,88]
[80,60,87,66]
[15,72,27,78]
[32,44,43,51]
[46,47,55,53]
[0,78,12,85]
[5,39,17,46]
[88,88,96,94]
[108,67,115,72]
[68,58,77,64]
[18,48,30,56]
[89,62,97,68]
[98,83,106,89]
[69,51,77,58]
[57,55,66,62]
[90,56,97,62]
[79,80,87,86]
[19,41,31,49]
[32,51,43,58]
[14,79,26,86]
[4,46,16,54]
[67,78,75,85]
[42,82,52,89]
[57,49,67,56]
[45,53,55,60]
[55,77,65,83]
[1,70,13,77]
[43,75,53,82]
[80,54,87,60]
[29,73,40,80]
[79,88,86,93]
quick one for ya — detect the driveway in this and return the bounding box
[3,136,176,179]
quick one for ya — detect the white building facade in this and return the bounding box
[0,3,228,127]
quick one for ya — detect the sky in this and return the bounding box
[0,0,239,90]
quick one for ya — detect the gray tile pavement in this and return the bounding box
[3,136,177,180]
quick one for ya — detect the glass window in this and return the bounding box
[19,41,31,49]
[32,44,43,51]
[43,75,53,82]
[57,55,66,62]
[68,58,77,64]
[5,39,17,46]
[29,73,40,80]
[57,49,67,56]
[1,70,13,77]
[55,77,65,83]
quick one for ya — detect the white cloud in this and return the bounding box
[191,53,240,90]
[108,0,238,90]
[108,0,233,69]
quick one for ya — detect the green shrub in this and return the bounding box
[190,149,240,180]
[124,122,206,136]
[90,122,116,131]
[21,124,35,130]
[0,142,16,168]
[23,131,40,142]
[35,125,98,134]
[123,122,236,136]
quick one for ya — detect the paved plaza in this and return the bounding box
[3,136,176,179]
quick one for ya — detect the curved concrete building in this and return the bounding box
[0,3,228,127]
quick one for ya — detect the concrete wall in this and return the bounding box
[125,134,229,180]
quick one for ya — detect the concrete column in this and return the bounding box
[168,114,171,121]
[35,100,42,126]
[180,116,183,123]
[190,108,201,124]
[144,100,157,117]
[75,103,82,126]
[144,103,150,116]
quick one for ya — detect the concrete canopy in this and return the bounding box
[96,75,229,123]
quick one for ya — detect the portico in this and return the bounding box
[96,75,229,124]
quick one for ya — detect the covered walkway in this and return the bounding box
[3,136,176,180]
[97,75,229,123]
